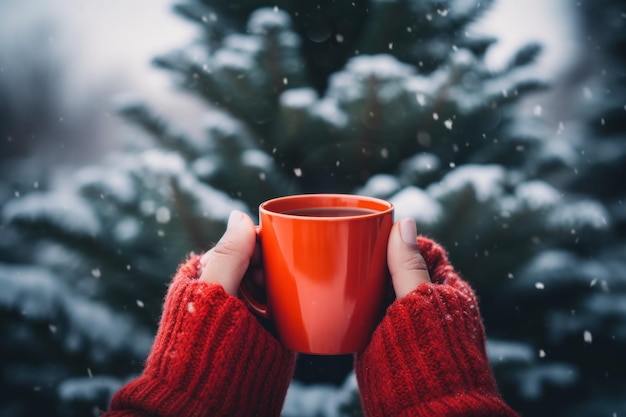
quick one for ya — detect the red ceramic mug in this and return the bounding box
[240,194,394,354]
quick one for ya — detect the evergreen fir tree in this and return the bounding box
[485,0,626,415]
[0,1,621,416]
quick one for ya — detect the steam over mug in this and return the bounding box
[240,194,394,355]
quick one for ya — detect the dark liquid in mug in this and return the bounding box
[284,207,377,217]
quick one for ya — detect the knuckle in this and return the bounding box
[211,237,240,258]
[402,254,428,273]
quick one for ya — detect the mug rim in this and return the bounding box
[260,193,393,220]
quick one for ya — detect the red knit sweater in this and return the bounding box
[103,237,518,417]
[355,237,518,417]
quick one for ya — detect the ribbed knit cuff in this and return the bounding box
[355,238,518,417]
[108,255,296,417]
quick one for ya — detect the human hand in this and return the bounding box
[387,218,431,298]
[198,212,431,300]
[357,228,519,417]
[199,210,257,296]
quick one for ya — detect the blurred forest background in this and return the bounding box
[0,0,624,416]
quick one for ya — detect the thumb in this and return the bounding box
[199,210,256,296]
[387,218,431,299]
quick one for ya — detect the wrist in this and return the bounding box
[355,271,508,416]
[110,255,296,417]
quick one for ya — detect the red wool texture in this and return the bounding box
[355,237,518,417]
[105,256,296,417]
[104,238,518,417]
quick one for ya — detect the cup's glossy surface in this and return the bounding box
[253,194,393,354]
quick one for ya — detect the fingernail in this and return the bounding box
[399,218,419,247]
[227,210,244,230]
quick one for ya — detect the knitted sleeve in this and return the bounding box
[103,254,296,417]
[355,237,519,417]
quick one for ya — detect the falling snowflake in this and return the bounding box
[155,207,171,224]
